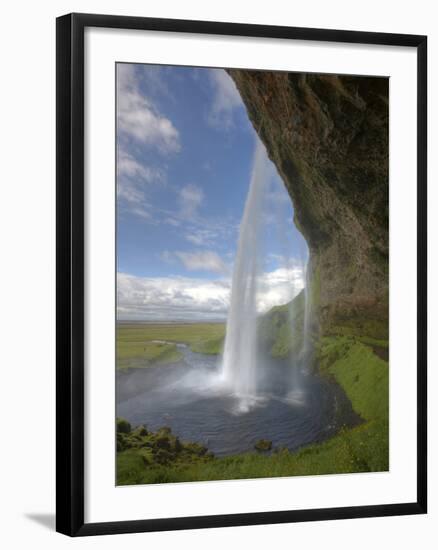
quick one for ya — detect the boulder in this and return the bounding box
[255,439,273,452]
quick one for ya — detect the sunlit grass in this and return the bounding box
[116,323,225,369]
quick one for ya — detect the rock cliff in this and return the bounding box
[229,70,389,338]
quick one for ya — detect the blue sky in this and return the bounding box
[116,63,308,320]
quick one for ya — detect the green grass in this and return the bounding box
[323,339,389,421]
[190,335,225,355]
[117,341,182,370]
[258,291,307,358]
[117,322,225,370]
[117,333,389,484]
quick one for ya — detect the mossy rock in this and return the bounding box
[173,437,183,453]
[117,438,124,452]
[138,447,154,465]
[133,424,148,437]
[153,448,173,465]
[155,436,171,450]
[229,70,389,335]
[184,442,208,456]
[116,417,131,434]
[255,439,272,452]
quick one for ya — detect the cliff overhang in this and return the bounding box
[229,70,389,338]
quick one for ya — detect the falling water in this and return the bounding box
[221,140,272,411]
[301,258,311,368]
[287,276,301,391]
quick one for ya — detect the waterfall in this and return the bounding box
[221,139,271,411]
[301,257,311,368]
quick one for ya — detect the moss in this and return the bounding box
[115,422,216,484]
[132,424,148,437]
[255,439,272,451]
[116,417,131,434]
[326,317,388,341]
[327,341,389,422]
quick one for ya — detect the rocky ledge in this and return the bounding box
[228,70,389,339]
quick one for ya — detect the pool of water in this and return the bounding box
[117,345,360,457]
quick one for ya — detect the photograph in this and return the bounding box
[115,63,389,486]
[0,1,431,545]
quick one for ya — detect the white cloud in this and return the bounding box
[256,267,304,312]
[175,251,228,274]
[184,228,217,246]
[208,69,244,130]
[117,147,167,220]
[117,266,305,321]
[117,148,163,183]
[117,149,147,180]
[179,184,204,217]
[117,64,180,153]
[117,178,144,204]
[185,233,205,246]
[117,272,229,321]
[117,149,165,190]
[163,217,181,227]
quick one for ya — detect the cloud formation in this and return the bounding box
[179,183,204,217]
[175,250,228,274]
[117,64,180,153]
[117,272,230,321]
[117,266,304,321]
[184,228,217,246]
[116,146,166,220]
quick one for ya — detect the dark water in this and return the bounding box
[117,345,360,457]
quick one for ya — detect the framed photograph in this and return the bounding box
[56,13,427,536]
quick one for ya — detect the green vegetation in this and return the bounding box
[317,336,389,471]
[117,331,388,484]
[117,340,182,370]
[117,323,225,370]
[258,290,307,358]
[254,439,272,452]
[326,319,389,342]
[117,424,214,485]
[190,335,225,355]
[116,417,131,434]
[116,297,388,484]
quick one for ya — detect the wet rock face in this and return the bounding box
[228,70,389,336]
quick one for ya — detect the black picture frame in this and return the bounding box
[56,12,427,537]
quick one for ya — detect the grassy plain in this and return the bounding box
[117,322,225,370]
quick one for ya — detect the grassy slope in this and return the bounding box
[258,291,305,358]
[117,334,389,484]
[117,323,225,369]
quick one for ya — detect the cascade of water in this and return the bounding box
[221,140,271,411]
[287,276,300,388]
[301,257,311,367]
